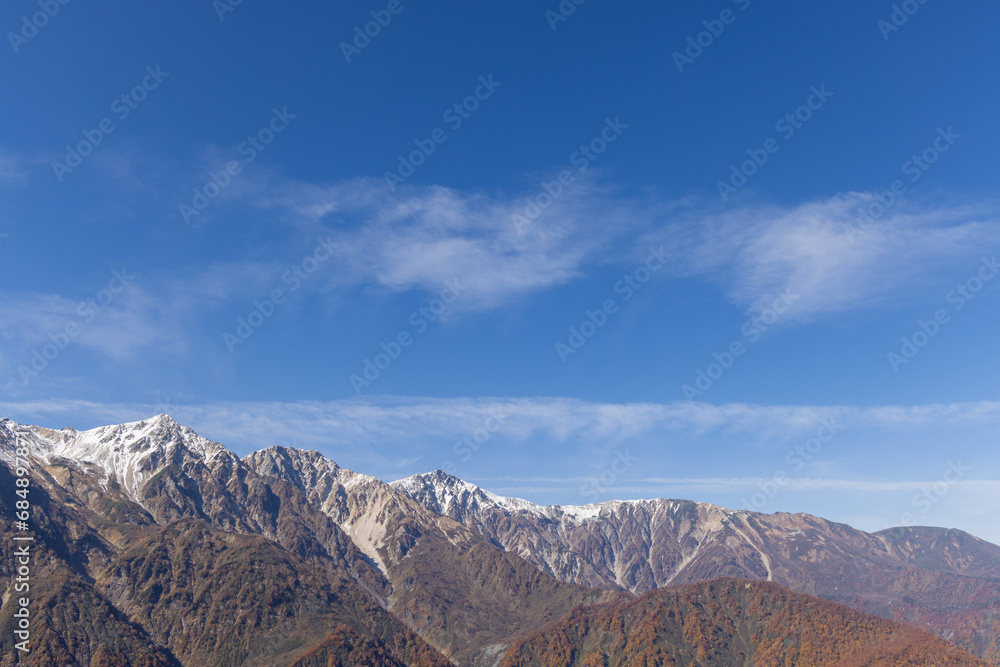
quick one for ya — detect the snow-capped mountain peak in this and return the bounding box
[390,470,617,524]
[390,469,542,516]
[389,471,741,532]
[1,414,229,502]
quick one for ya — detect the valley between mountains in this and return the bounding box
[1,415,997,666]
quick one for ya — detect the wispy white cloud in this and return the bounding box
[649,193,1000,318]
[259,175,660,311]
[0,287,169,361]
[0,260,278,384]
[262,178,1000,320]
[2,396,998,454]
[482,478,1000,495]
[3,171,998,376]
[0,173,663,373]
[634,477,1000,493]
[3,396,996,541]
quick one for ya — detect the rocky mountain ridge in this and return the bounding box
[2,415,999,665]
[0,417,617,666]
[393,469,1000,662]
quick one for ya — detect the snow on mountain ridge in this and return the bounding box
[4,414,726,531]
[1,414,230,502]
[390,470,694,525]
[247,444,381,491]
[389,469,546,517]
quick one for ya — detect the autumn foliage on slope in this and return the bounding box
[502,578,990,667]
[290,625,408,666]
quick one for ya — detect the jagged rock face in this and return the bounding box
[0,414,230,504]
[392,471,1000,663]
[245,447,480,576]
[2,416,389,594]
[0,462,449,667]
[97,519,451,667]
[0,417,448,666]
[0,418,617,666]
[243,447,620,666]
[0,462,179,667]
[3,416,1000,665]
[390,471,790,591]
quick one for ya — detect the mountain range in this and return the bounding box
[1,415,997,666]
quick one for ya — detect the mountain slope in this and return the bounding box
[245,447,622,665]
[4,415,999,665]
[1,417,619,666]
[2,416,388,593]
[0,460,179,667]
[98,519,448,667]
[502,578,991,667]
[0,417,450,667]
[393,471,1000,662]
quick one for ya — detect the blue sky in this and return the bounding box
[1,1,999,542]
